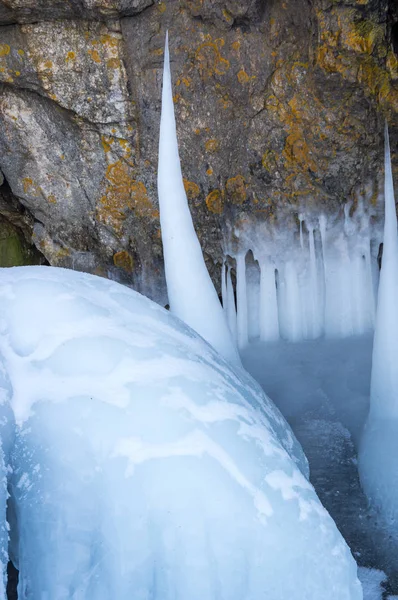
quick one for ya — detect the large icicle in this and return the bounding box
[368,122,398,419]
[359,122,398,527]
[157,33,240,366]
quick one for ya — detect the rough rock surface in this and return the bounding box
[0,0,397,300]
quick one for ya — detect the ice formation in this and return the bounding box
[0,365,14,596]
[157,34,240,366]
[0,266,363,599]
[359,123,398,522]
[222,201,379,348]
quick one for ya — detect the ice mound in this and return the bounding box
[0,266,362,599]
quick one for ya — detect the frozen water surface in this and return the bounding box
[243,336,398,597]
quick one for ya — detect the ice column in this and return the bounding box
[236,253,249,349]
[358,123,398,525]
[157,33,240,366]
[259,260,279,341]
[368,122,398,419]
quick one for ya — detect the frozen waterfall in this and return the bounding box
[222,203,379,348]
[157,34,240,366]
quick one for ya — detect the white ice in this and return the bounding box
[0,266,362,599]
[0,364,14,596]
[157,34,240,366]
[225,200,378,343]
[359,123,398,526]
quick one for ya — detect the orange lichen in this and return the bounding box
[0,45,10,57]
[65,51,76,62]
[237,68,250,84]
[113,250,134,272]
[44,60,53,69]
[231,40,241,52]
[205,190,223,214]
[195,37,230,79]
[88,48,101,64]
[205,138,220,153]
[22,178,42,197]
[183,179,200,200]
[106,58,120,69]
[226,175,247,204]
[101,135,113,153]
[206,168,213,176]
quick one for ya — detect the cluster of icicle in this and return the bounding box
[222,204,381,347]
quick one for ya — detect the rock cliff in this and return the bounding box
[0,0,397,301]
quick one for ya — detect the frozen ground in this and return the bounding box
[242,336,398,598]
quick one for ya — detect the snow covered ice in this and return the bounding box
[359,123,398,528]
[157,33,240,367]
[0,266,363,599]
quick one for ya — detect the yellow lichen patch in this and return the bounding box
[18,49,24,56]
[44,60,53,69]
[88,48,101,64]
[205,138,220,153]
[101,135,113,153]
[22,178,42,197]
[205,189,223,214]
[342,19,383,55]
[119,139,132,155]
[183,179,200,200]
[157,1,167,13]
[195,37,230,79]
[231,40,241,52]
[237,68,250,84]
[48,194,57,204]
[14,71,20,76]
[386,51,398,80]
[176,76,192,88]
[222,8,234,25]
[283,130,317,172]
[130,181,154,217]
[107,58,120,70]
[206,168,213,176]
[0,45,10,57]
[65,51,76,63]
[100,34,119,50]
[194,128,201,135]
[151,48,164,56]
[113,250,134,272]
[226,175,247,204]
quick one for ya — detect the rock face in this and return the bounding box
[0,0,397,301]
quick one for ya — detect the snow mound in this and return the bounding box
[0,364,14,596]
[0,266,362,599]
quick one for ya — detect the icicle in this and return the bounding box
[236,253,249,349]
[157,33,240,366]
[299,215,304,251]
[221,262,227,315]
[308,225,322,338]
[259,260,279,342]
[368,122,398,418]
[226,266,238,342]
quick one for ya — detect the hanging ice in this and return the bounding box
[0,266,363,599]
[359,123,398,523]
[224,202,377,344]
[157,34,240,366]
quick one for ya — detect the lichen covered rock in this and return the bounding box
[0,0,396,299]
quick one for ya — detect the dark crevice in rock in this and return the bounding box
[392,22,398,55]
[0,176,47,267]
